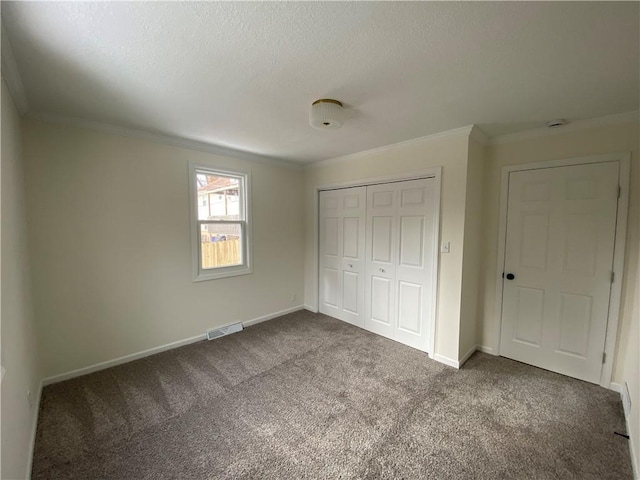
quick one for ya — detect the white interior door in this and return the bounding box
[500,162,619,383]
[318,187,366,327]
[365,178,437,352]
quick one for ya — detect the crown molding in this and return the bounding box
[489,111,639,146]
[1,26,29,115]
[469,125,489,145]
[19,103,638,169]
[308,125,474,169]
[306,109,638,169]
[28,112,303,170]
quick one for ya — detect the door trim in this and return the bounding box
[315,167,442,355]
[492,153,630,388]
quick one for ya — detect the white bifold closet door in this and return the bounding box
[319,178,437,353]
[364,178,436,352]
[319,187,366,327]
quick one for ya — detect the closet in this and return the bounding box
[319,177,439,353]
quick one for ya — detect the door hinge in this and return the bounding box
[618,186,621,199]
[611,271,615,283]
[602,352,606,364]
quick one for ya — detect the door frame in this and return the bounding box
[492,153,630,388]
[315,167,442,356]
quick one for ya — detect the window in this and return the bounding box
[190,163,252,281]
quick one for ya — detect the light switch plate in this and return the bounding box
[441,242,450,253]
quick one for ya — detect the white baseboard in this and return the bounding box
[433,345,478,369]
[610,382,638,479]
[42,305,304,386]
[477,345,497,355]
[304,304,319,313]
[242,305,304,327]
[26,379,43,479]
[42,333,206,386]
[610,382,623,393]
[459,345,477,367]
[432,353,459,368]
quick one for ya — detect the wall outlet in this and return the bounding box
[291,292,297,303]
[27,390,33,409]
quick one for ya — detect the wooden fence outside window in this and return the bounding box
[201,239,241,269]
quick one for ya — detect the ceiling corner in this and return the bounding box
[469,125,490,146]
[1,25,29,115]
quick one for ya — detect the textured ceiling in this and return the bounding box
[2,2,639,163]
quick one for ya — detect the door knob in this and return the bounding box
[506,273,515,280]
[348,264,353,268]
[379,268,385,273]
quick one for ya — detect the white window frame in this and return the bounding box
[189,161,252,281]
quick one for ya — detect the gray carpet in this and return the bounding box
[32,311,633,479]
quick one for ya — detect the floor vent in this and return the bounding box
[207,322,243,340]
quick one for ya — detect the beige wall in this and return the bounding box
[1,79,42,478]
[7,109,638,472]
[303,133,471,362]
[478,122,639,385]
[22,118,305,378]
[458,136,486,358]
[619,175,639,474]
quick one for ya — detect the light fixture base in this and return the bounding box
[546,119,567,128]
[312,99,343,107]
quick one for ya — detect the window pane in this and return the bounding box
[196,172,241,221]
[200,223,242,269]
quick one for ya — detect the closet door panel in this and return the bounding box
[319,187,366,327]
[319,191,343,319]
[365,183,397,340]
[394,178,436,351]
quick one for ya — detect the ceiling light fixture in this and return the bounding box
[310,99,345,130]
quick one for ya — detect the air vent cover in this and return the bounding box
[207,322,243,340]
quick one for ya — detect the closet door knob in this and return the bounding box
[379,268,385,273]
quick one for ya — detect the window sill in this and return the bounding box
[193,265,253,282]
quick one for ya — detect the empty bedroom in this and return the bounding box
[1,1,639,479]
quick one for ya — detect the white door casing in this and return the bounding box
[319,187,366,327]
[499,161,620,384]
